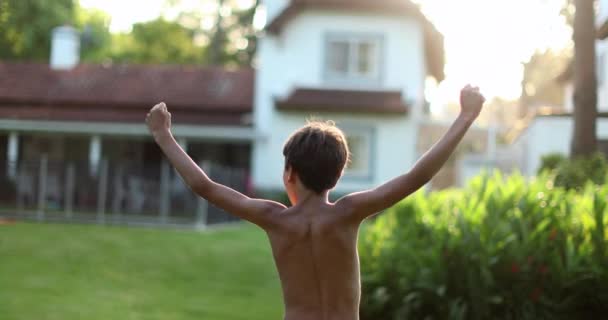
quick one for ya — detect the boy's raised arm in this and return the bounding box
[340,85,485,222]
[146,103,286,230]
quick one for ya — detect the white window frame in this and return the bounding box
[342,126,376,182]
[323,33,384,86]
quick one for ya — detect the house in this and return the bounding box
[0,27,254,224]
[508,0,608,177]
[0,0,444,224]
[253,0,444,194]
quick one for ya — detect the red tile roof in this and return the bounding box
[266,0,445,82]
[0,62,253,125]
[276,88,409,114]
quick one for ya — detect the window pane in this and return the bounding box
[357,41,376,76]
[328,41,350,74]
[346,135,370,176]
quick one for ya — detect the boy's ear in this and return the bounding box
[286,166,297,183]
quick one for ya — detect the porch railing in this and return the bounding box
[0,157,249,228]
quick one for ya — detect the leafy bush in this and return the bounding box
[538,153,566,172]
[538,153,607,190]
[359,172,608,320]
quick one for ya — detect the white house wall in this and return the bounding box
[254,10,427,192]
[597,40,608,111]
[600,0,608,26]
[522,116,608,175]
[263,0,290,23]
[253,112,417,193]
[257,11,427,108]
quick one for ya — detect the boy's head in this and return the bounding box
[283,120,350,195]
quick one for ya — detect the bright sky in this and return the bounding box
[417,0,571,109]
[80,0,572,105]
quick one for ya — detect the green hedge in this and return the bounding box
[538,152,607,190]
[359,172,608,320]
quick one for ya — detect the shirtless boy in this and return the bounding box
[146,85,485,320]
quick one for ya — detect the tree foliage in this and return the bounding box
[0,0,76,61]
[520,49,571,113]
[110,18,204,65]
[168,0,261,66]
[0,0,261,67]
[76,8,113,63]
[0,0,113,63]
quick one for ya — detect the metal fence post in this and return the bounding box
[65,163,75,219]
[97,159,108,224]
[196,161,211,228]
[159,159,170,224]
[37,155,48,221]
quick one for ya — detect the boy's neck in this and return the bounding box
[292,184,330,205]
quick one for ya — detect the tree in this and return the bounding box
[571,0,598,157]
[0,0,76,61]
[231,0,260,65]
[168,0,261,66]
[0,0,261,67]
[110,18,204,65]
[206,0,228,64]
[77,8,113,63]
[0,0,112,63]
[520,49,572,116]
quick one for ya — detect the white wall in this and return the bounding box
[597,40,608,111]
[253,9,427,193]
[263,0,290,22]
[253,112,417,193]
[599,0,608,26]
[520,116,608,176]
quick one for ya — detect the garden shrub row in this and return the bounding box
[359,172,608,320]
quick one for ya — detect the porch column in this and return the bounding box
[7,132,19,180]
[89,135,102,176]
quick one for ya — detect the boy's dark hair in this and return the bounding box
[283,120,350,194]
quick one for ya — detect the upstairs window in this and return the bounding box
[325,34,383,85]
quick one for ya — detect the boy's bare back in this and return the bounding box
[268,201,361,320]
[146,85,485,320]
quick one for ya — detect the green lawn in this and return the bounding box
[0,222,283,320]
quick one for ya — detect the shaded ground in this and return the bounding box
[0,222,283,320]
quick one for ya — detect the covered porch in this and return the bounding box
[0,120,257,226]
[0,62,256,226]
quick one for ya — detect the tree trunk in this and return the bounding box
[571,0,598,157]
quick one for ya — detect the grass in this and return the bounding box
[0,222,283,320]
